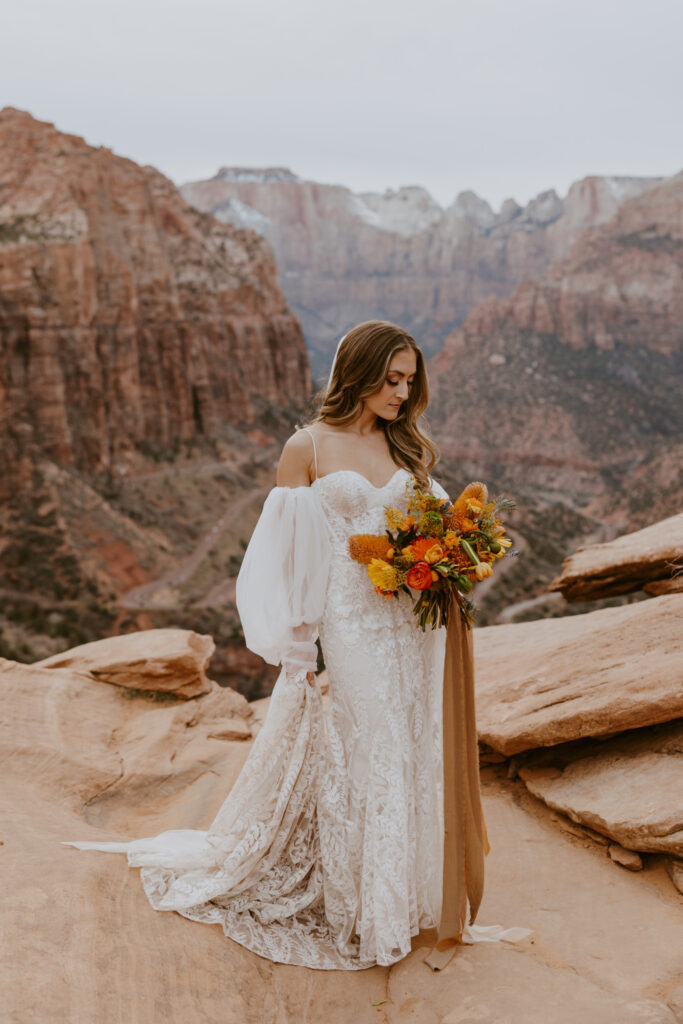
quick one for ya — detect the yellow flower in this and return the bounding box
[367,558,401,591]
[384,507,405,531]
[442,531,460,550]
[424,543,444,564]
[475,562,494,581]
[401,546,417,564]
[466,498,484,517]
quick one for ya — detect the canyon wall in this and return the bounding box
[180,167,662,378]
[427,171,683,528]
[0,108,311,500]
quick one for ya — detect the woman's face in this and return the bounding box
[365,348,418,421]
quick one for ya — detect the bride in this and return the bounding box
[63,319,532,971]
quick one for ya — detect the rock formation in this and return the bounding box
[35,627,216,699]
[0,109,314,675]
[425,170,683,597]
[0,107,311,504]
[470,518,683,881]
[180,167,662,378]
[474,594,683,755]
[3,612,683,1021]
[518,718,683,858]
[549,512,683,601]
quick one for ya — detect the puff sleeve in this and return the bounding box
[235,484,332,676]
[428,475,450,501]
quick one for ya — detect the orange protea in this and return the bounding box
[349,534,393,565]
[452,482,488,518]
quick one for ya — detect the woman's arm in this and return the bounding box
[276,430,314,488]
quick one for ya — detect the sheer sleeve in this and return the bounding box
[428,475,450,501]
[235,485,332,676]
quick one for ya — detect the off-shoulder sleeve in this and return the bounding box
[235,485,332,671]
[428,475,450,501]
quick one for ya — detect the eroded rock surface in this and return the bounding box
[2,628,682,1022]
[0,107,310,503]
[518,719,683,857]
[474,594,683,755]
[34,627,215,698]
[549,512,683,601]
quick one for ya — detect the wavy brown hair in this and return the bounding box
[299,319,440,492]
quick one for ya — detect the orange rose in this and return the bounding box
[406,562,433,591]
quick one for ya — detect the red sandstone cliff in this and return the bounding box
[0,108,311,501]
[180,168,662,378]
[427,171,683,569]
[0,109,311,683]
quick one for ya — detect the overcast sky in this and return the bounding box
[3,0,682,211]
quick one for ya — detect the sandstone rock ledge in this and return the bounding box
[475,593,683,755]
[549,512,683,601]
[34,627,215,699]
[2,628,683,1022]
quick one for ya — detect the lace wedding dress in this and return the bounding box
[62,446,532,970]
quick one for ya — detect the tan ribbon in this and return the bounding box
[413,591,491,970]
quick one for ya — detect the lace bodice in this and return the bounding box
[313,467,430,640]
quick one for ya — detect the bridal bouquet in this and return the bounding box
[348,476,514,630]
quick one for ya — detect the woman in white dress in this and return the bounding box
[63,319,532,971]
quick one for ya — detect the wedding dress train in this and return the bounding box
[62,459,532,970]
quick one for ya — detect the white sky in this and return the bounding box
[2,0,682,211]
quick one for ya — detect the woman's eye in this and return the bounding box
[388,379,414,387]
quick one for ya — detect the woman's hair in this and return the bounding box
[299,319,440,492]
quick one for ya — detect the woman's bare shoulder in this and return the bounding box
[277,428,315,487]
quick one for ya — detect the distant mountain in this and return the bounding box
[425,170,683,620]
[180,167,663,380]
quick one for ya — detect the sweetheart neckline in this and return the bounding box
[312,468,409,491]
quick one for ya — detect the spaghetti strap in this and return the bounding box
[302,427,318,482]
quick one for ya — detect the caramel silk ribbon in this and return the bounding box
[412,591,491,971]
